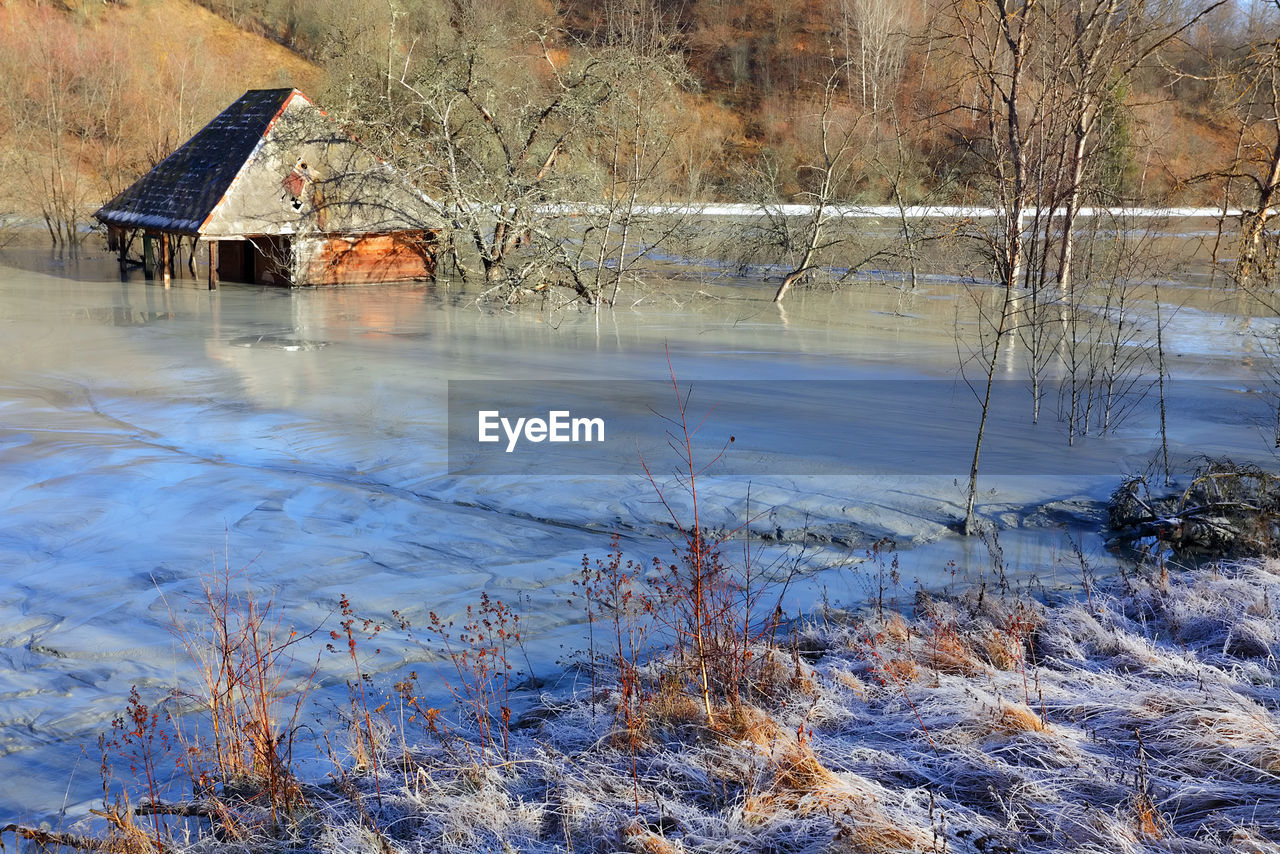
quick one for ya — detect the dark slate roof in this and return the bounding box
[94,89,295,234]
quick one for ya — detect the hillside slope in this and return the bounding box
[0,0,323,235]
[0,0,1248,237]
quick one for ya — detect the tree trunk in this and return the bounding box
[1239,127,1280,288]
[1057,120,1090,296]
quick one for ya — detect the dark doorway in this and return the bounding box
[215,237,293,285]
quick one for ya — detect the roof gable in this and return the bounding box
[95,89,294,234]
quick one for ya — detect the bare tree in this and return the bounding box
[941,0,1226,533]
[321,1,697,306]
[942,0,1042,534]
[1055,213,1168,444]
[1042,0,1227,299]
[1214,2,1280,292]
[771,62,867,304]
[410,42,609,293]
[561,0,697,306]
[10,15,94,246]
[833,0,912,114]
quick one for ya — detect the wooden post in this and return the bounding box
[115,228,127,275]
[142,235,154,280]
[188,237,198,276]
[161,233,171,288]
[208,240,219,290]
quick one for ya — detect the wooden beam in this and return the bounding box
[208,240,219,290]
[115,228,127,275]
[161,232,171,288]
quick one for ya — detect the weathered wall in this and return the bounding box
[294,232,435,285]
[201,92,443,239]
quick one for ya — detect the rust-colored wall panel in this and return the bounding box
[295,232,436,285]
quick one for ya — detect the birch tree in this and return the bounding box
[1044,0,1226,298]
[833,0,911,115]
[942,0,1041,534]
[943,0,1226,533]
[1215,1,1280,292]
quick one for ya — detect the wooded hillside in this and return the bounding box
[0,0,322,241]
[3,0,1276,291]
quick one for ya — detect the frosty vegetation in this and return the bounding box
[8,538,1280,854]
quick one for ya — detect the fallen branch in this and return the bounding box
[133,800,219,818]
[2,823,111,852]
[1108,461,1280,558]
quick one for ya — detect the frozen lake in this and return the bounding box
[0,237,1276,824]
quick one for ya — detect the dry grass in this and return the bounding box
[1160,705,1280,775]
[979,628,1022,670]
[921,623,985,676]
[744,740,935,853]
[643,674,707,736]
[720,702,784,747]
[719,701,935,852]
[1131,791,1165,840]
[883,612,911,643]
[770,741,843,794]
[832,668,869,698]
[880,657,920,683]
[620,820,683,854]
[995,701,1046,734]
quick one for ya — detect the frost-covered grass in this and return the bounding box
[21,557,1280,854]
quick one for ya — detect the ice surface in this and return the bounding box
[0,242,1272,823]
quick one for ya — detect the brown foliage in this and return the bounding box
[0,0,322,231]
[922,621,984,677]
[995,701,1046,734]
[0,0,1251,234]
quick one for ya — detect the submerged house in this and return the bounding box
[95,88,443,287]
